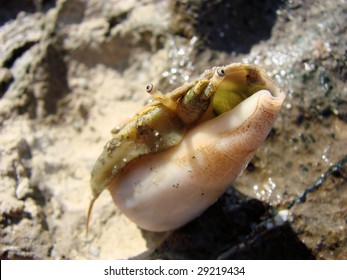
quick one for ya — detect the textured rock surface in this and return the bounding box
[0,0,346,259]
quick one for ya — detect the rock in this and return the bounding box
[169,0,282,53]
[0,67,13,97]
[0,0,345,260]
[15,177,32,200]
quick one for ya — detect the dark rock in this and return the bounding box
[169,0,282,53]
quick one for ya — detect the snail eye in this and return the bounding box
[146,84,154,93]
[217,68,225,77]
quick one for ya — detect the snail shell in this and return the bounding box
[108,64,285,232]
